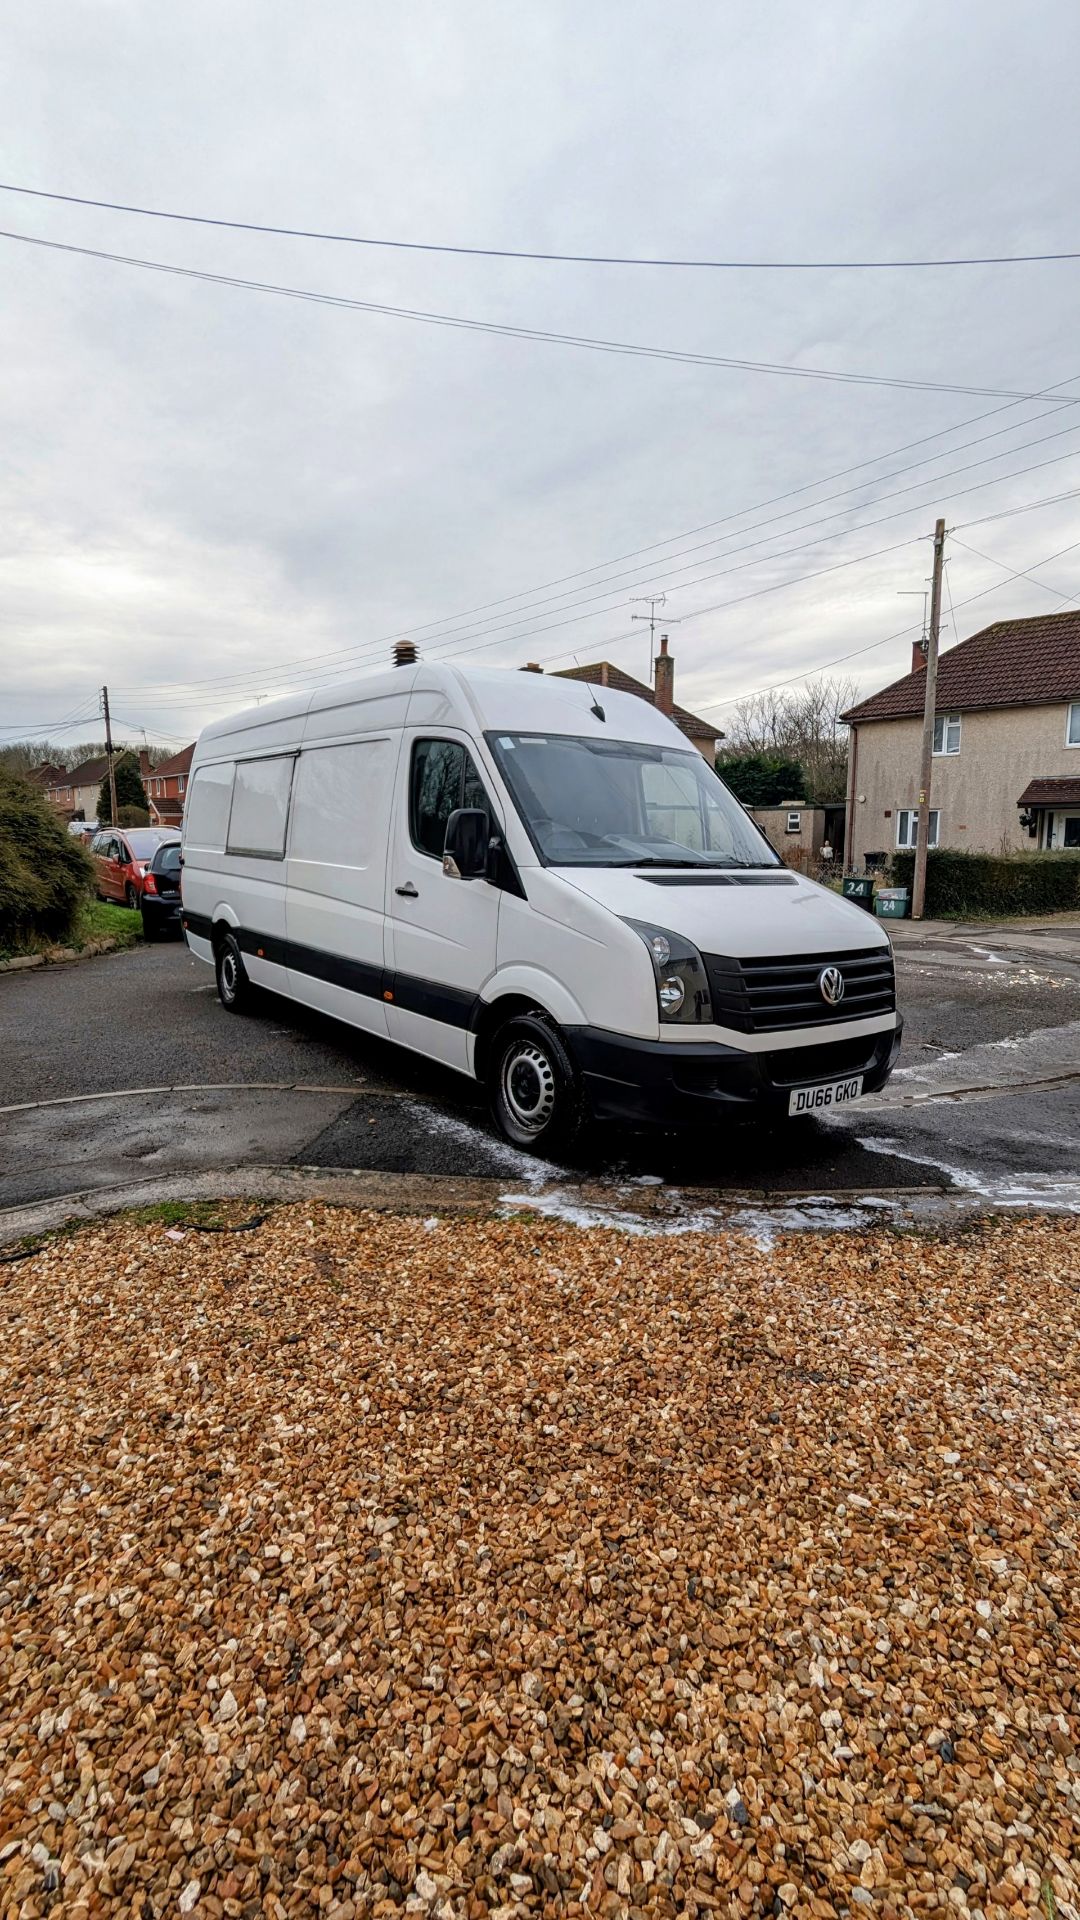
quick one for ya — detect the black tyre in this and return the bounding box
[124,882,138,910]
[215,930,253,1013]
[490,1013,582,1154]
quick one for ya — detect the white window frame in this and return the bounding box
[785,811,801,834]
[896,807,940,849]
[933,713,962,755]
[1066,701,1080,747]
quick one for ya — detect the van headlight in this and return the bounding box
[624,919,713,1025]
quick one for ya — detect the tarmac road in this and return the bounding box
[2,921,1080,1214]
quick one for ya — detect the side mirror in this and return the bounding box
[443,807,489,879]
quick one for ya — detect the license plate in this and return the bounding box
[788,1074,864,1117]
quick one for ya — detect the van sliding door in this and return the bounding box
[284,736,398,1039]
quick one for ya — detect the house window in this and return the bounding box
[933,713,961,755]
[1067,702,1080,747]
[896,808,940,849]
[785,811,801,834]
[178,775,186,793]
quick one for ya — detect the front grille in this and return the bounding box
[704,946,895,1033]
[764,1036,880,1087]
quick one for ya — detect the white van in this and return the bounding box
[181,661,900,1150]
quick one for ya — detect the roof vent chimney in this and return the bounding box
[654,633,675,716]
[393,640,418,669]
[911,638,928,674]
[521,662,544,673]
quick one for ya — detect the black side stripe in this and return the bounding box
[383,971,475,1029]
[183,915,476,1033]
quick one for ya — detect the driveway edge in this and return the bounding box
[0,1160,962,1247]
[0,937,122,975]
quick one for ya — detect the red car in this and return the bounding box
[90,828,178,908]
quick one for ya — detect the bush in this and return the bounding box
[0,768,94,947]
[891,848,1080,917]
[718,752,807,807]
[117,804,151,828]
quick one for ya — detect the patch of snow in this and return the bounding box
[417,1104,562,1185]
[499,1189,718,1235]
[851,1131,1080,1213]
[500,1187,902,1244]
[726,1197,900,1249]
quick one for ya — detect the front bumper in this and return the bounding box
[566,1019,902,1126]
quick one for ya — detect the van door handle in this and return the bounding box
[395,882,419,898]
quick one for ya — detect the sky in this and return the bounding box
[2,0,1079,755]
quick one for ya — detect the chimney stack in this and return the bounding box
[654,633,675,716]
[521,662,544,673]
[911,639,928,673]
[393,640,418,668]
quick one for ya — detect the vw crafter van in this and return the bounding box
[181,661,900,1151]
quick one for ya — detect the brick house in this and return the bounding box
[24,762,68,796]
[544,638,723,763]
[42,749,156,821]
[842,611,1080,866]
[145,744,195,827]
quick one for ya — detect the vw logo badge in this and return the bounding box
[818,965,845,1006]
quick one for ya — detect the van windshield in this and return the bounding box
[486,733,780,868]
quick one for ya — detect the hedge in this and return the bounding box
[890,848,1080,917]
[0,768,94,947]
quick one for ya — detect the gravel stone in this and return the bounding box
[1,1205,1078,1915]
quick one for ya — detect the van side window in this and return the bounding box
[185,761,236,850]
[411,739,491,860]
[226,755,295,859]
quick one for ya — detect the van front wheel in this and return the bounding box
[490,1014,581,1154]
[215,931,253,1013]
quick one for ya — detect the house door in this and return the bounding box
[1047,811,1080,848]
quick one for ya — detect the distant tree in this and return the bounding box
[98,751,148,825]
[0,742,60,777]
[717,752,806,808]
[0,768,93,950]
[723,676,857,804]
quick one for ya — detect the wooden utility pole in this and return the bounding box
[102,684,119,826]
[911,519,946,921]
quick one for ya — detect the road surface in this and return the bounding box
[2,922,1080,1215]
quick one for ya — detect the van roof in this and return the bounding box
[195,660,691,755]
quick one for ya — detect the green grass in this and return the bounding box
[124,1199,275,1230]
[0,895,142,963]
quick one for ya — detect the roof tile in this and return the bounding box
[843,610,1080,724]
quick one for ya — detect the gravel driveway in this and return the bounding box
[2,1205,1077,1915]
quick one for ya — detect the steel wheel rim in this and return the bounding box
[502,1042,556,1134]
[220,950,237,1001]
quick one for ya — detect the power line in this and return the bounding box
[0,697,101,737]
[693,529,1080,715]
[5,224,1079,407]
[952,483,1080,530]
[948,535,1080,604]
[113,418,1080,705]
[2,181,1078,271]
[118,376,1080,698]
[10,510,1080,744]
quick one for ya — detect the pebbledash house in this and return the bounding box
[842,610,1080,868]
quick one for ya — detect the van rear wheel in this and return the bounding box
[215,931,253,1013]
[490,1013,581,1154]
